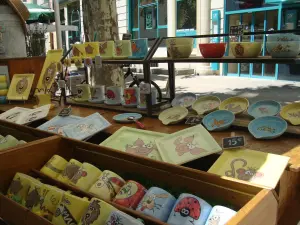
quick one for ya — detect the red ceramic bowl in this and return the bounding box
[199,43,226,58]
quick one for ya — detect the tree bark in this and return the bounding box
[82,0,124,87]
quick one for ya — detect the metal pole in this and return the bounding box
[54,0,62,49]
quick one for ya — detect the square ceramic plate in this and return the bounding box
[0,107,30,124]
[17,104,51,125]
[37,115,82,136]
[155,125,222,165]
[208,148,290,188]
[63,113,111,140]
[7,74,35,100]
[100,127,165,161]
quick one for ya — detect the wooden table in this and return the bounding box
[0,103,299,220]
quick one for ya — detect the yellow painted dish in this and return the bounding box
[7,74,35,100]
[230,42,262,58]
[192,96,221,115]
[280,103,300,125]
[159,106,188,125]
[219,97,249,115]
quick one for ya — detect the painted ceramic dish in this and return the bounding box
[155,125,222,165]
[248,100,281,118]
[100,126,165,161]
[208,148,290,188]
[203,110,235,131]
[192,96,221,115]
[280,103,300,125]
[230,42,262,58]
[171,93,197,108]
[158,106,189,125]
[219,97,249,115]
[7,74,35,100]
[113,113,142,123]
[248,116,287,139]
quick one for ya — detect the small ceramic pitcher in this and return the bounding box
[40,155,68,179]
[113,180,147,210]
[123,87,139,107]
[105,86,122,105]
[114,40,132,59]
[70,162,102,191]
[204,206,237,225]
[75,84,91,102]
[89,85,105,103]
[52,192,90,225]
[130,38,149,59]
[56,159,82,184]
[105,210,144,225]
[99,41,115,59]
[88,170,125,201]
[79,198,117,225]
[138,89,157,110]
[32,184,64,221]
[167,193,212,225]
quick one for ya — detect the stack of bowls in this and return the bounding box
[166,38,194,58]
[266,33,300,58]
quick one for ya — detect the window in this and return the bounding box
[226,0,265,11]
[68,1,81,45]
[177,0,196,30]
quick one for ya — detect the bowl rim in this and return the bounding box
[203,110,235,131]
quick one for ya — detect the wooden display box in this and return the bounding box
[0,136,278,225]
[0,120,54,153]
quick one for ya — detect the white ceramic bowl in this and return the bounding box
[266,41,300,58]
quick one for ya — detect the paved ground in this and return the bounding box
[136,74,300,105]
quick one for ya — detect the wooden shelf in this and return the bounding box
[150,56,300,64]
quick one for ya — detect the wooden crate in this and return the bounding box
[0,136,278,225]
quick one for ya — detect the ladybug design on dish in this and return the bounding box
[174,197,201,223]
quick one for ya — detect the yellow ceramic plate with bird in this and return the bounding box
[280,103,300,125]
[159,106,188,125]
[219,97,249,115]
[7,74,35,100]
[192,95,221,115]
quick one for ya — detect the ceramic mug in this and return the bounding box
[130,38,149,59]
[32,184,65,221]
[113,180,147,210]
[0,135,19,150]
[114,40,132,58]
[204,206,237,225]
[52,192,90,225]
[57,159,82,184]
[89,85,105,103]
[105,86,122,105]
[7,173,40,206]
[99,41,115,59]
[40,155,68,179]
[84,42,100,58]
[75,84,91,102]
[138,89,158,109]
[123,87,138,107]
[105,210,144,225]
[70,162,102,191]
[88,170,125,201]
[79,197,116,225]
[25,178,43,210]
[167,193,212,225]
[136,187,176,222]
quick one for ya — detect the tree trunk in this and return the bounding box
[82,0,124,87]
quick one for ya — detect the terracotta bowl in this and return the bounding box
[199,43,226,58]
[230,42,262,58]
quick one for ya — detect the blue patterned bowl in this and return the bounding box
[203,110,235,131]
[248,100,281,118]
[248,116,287,139]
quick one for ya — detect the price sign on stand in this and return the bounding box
[122,33,132,40]
[185,117,202,126]
[59,106,72,117]
[222,136,245,149]
[230,25,244,36]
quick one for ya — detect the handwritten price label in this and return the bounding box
[222,136,245,149]
[185,117,202,126]
[230,25,244,36]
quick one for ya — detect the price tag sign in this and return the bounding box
[222,136,245,149]
[185,117,202,125]
[59,107,72,117]
[230,25,244,36]
[122,33,132,40]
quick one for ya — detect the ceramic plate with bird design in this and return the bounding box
[280,103,300,125]
[248,100,281,119]
[219,97,249,115]
[7,74,35,100]
[203,110,235,131]
[159,106,189,125]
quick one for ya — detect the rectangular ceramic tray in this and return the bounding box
[7,74,35,100]
[0,137,278,225]
[100,126,165,161]
[155,125,222,165]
